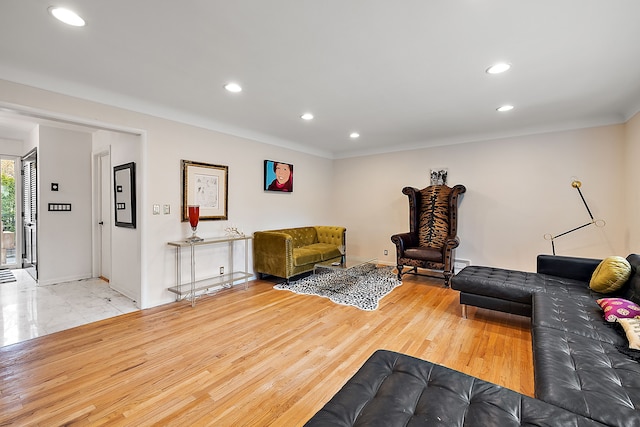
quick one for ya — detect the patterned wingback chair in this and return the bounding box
[391,184,466,286]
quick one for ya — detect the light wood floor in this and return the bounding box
[0,274,533,426]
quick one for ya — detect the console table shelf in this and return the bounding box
[167,235,252,307]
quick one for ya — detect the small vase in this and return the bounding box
[186,205,204,243]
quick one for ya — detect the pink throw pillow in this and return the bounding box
[596,298,640,322]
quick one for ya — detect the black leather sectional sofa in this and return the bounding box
[305,349,605,426]
[451,253,640,426]
[305,254,640,426]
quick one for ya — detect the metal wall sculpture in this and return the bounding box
[544,178,605,255]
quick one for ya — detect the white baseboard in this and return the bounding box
[37,274,92,286]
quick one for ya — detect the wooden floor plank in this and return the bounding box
[0,274,533,426]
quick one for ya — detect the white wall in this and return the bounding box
[625,112,640,253]
[333,125,628,273]
[143,120,335,307]
[37,126,93,285]
[93,130,142,303]
[0,137,24,155]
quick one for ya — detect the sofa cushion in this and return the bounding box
[590,256,632,293]
[314,226,345,246]
[306,349,605,427]
[597,298,640,323]
[402,246,442,262]
[305,243,341,261]
[532,293,627,346]
[278,227,317,247]
[618,318,640,351]
[532,326,640,427]
[292,247,322,267]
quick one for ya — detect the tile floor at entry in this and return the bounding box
[0,269,139,347]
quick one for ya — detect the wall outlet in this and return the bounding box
[383,249,388,256]
[153,204,160,215]
[220,266,224,275]
[163,204,170,214]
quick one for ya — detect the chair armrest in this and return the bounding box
[253,231,294,278]
[536,254,601,283]
[443,236,460,250]
[391,233,417,253]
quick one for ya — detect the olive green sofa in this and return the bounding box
[253,226,346,281]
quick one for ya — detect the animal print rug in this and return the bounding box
[274,264,401,311]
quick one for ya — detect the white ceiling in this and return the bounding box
[1,1,639,158]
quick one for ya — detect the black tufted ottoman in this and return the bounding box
[305,350,604,426]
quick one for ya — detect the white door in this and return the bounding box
[96,151,111,281]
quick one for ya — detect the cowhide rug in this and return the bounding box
[274,264,401,311]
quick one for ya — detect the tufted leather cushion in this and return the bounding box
[306,349,605,427]
[532,293,627,346]
[451,266,589,305]
[533,326,640,426]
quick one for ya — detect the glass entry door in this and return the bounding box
[22,150,37,279]
[0,157,18,268]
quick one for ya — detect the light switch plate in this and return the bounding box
[153,204,160,215]
[163,204,170,214]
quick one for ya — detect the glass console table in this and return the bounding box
[313,256,377,274]
[167,235,252,307]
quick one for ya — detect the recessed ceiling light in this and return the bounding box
[48,7,86,27]
[300,113,314,120]
[224,82,242,93]
[486,62,511,74]
[497,105,514,112]
[349,132,360,139]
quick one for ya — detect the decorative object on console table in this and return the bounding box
[186,205,203,243]
[543,177,605,255]
[224,226,245,237]
[181,160,228,221]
